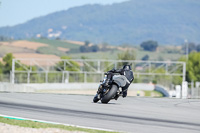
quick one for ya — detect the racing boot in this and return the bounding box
[122,85,129,98]
[114,91,122,100]
[122,91,127,98]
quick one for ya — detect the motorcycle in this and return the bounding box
[93,72,130,104]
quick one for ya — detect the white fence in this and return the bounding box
[0,83,155,94]
[190,81,200,99]
[0,74,10,83]
[13,71,103,84]
[10,59,186,89]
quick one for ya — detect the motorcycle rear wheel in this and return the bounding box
[101,84,118,104]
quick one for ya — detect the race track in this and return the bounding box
[0,93,200,133]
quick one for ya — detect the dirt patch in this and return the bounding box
[57,47,70,52]
[13,53,60,66]
[0,41,48,50]
[13,53,60,59]
[63,40,85,46]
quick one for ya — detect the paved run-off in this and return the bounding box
[0,93,200,133]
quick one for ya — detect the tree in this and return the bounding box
[0,35,13,41]
[152,68,171,87]
[179,52,200,82]
[90,45,99,52]
[0,62,3,74]
[80,43,99,53]
[56,56,80,71]
[117,50,136,66]
[141,54,149,61]
[196,44,200,52]
[80,45,88,52]
[84,40,90,46]
[140,40,158,51]
[117,50,136,60]
[1,53,28,74]
[2,53,14,74]
[185,52,200,82]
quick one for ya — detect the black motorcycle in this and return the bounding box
[93,72,130,104]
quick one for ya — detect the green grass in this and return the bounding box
[136,50,183,61]
[69,50,122,60]
[36,46,66,56]
[29,39,80,49]
[144,90,163,97]
[0,116,118,133]
[69,49,183,61]
[28,39,184,61]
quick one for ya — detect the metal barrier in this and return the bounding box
[0,74,10,83]
[13,71,104,84]
[190,81,200,99]
[11,59,186,84]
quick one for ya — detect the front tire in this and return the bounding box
[101,84,118,104]
[93,94,99,103]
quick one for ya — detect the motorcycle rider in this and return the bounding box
[105,65,134,98]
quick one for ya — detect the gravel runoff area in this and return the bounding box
[0,123,85,133]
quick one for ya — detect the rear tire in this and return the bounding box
[101,84,118,104]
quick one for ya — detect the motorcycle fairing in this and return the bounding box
[112,75,128,87]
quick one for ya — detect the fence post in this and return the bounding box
[11,59,15,84]
[191,81,194,98]
[67,71,69,83]
[64,61,66,71]
[149,62,151,72]
[114,62,117,69]
[97,61,100,72]
[101,72,104,80]
[84,72,87,83]
[45,71,48,83]
[196,82,200,99]
[183,62,186,82]
[62,71,65,83]
[165,64,168,74]
[10,71,12,83]
[182,81,188,99]
[27,71,30,84]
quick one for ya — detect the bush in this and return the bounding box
[140,40,158,51]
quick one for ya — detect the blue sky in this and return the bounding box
[0,0,127,27]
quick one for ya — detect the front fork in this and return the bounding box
[97,84,103,94]
[97,84,110,99]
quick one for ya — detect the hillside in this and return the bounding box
[0,39,82,57]
[0,38,184,62]
[0,0,200,45]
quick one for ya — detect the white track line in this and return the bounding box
[0,114,116,132]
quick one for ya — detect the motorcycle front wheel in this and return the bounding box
[101,84,118,104]
[93,94,99,103]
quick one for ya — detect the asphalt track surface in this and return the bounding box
[0,93,200,133]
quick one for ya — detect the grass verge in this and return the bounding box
[144,90,163,97]
[0,116,118,133]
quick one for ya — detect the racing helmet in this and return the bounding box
[123,65,131,70]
